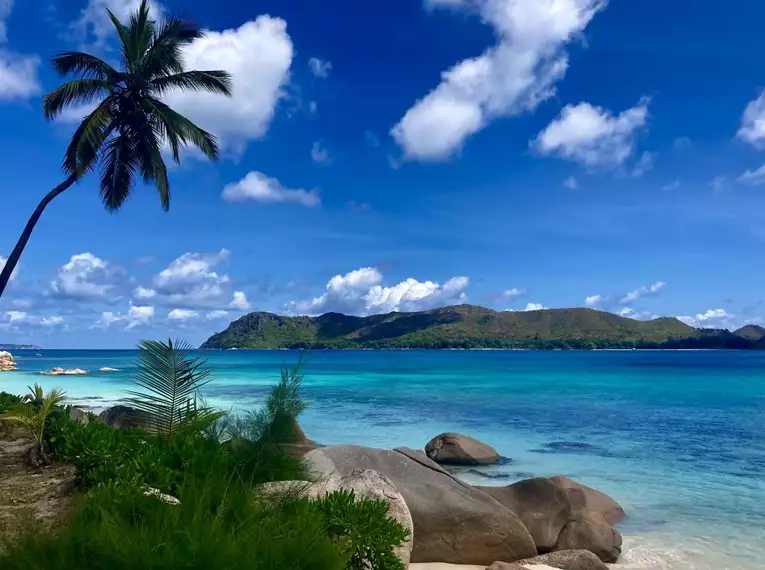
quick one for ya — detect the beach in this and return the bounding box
[2,348,763,569]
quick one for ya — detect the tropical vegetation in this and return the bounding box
[201,304,764,350]
[0,0,232,298]
[0,340,408,569]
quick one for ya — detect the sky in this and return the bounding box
[2,0,765,348]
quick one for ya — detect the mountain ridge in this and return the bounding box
[201,304,760,350]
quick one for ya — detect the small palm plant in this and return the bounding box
[0,0,233,298]
[0,384,66,465]
[128,339,222,441]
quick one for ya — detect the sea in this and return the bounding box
[1,349,763,570]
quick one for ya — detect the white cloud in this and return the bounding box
[291,267,469,316]
[311,141,331,164]
[502,287,526,299]
[168,309,199,321]
[0,1,41,101]
[49,253,127,301]
[737,93,765,148]
[0,255,18,282]
[308,100,318,114]
[532,99,649,166]
[95,304,154,330]
[662,180,680,191]
[738,164,765,185]
[69,6,293,153]
[585,294,602,307]
[308,57,332,78]
[631,151,655,178]
[618,307,634,317]
[524,303,545,311]
[135,249,249,310]
[677,309,731,328]
[0,311,65,330]
[620,281,666,304]
[222,171,320,207]
[72,0,164,46]
[564,176,579,189]
[392,0,608,161]
[206,310,229,320]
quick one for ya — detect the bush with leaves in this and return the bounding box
[0,384,66,463]
[313,490,409,570]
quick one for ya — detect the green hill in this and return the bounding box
[733,324,765,342]
[200,305,714,350]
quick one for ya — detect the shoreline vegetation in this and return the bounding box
[200,304,765,351]
[0,339,626,570]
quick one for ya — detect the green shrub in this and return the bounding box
[314,490,409,570]
[0,391,22,414]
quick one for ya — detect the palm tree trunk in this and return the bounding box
[0,175,77,298]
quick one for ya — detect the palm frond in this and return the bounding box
[99,134,140,211]
[127,339,213,441]
[145,96,220,160]
[143,15,203,78]
[150,70,232,97]
[43,79,112,120]
[63,98,116,177]
[50,51,120,80]
[105,8,135,72]
[126,0,156,66]
[1,386,65,445]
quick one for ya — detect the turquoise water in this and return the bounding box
[2,349,764,569]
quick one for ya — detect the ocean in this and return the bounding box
[2,349,763,570]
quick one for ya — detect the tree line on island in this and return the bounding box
[201,304,765,350]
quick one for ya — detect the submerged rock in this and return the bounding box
[424,433,501,466]
[304,445,536,565]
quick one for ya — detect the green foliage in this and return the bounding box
[0,391,21,414]
[0,385,66,451]
[43,0,232,211]
[314,490,409,570]
[201,305,709,350]
[228,361,307,445]
[128,339,223,441]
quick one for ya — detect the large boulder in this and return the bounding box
[259,469,414,568]
[554,516,622,564]
[478,477,623,563]
[304,445,536,565]
[0,351,16,372]
[98,405,150,429]
[549,476,625,525]
[425,433,501,466]
[478,477,571,552]
[515,549,609,570]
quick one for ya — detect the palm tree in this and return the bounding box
[0,0,232,298]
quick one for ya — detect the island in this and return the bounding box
[0,344,42,350]
[200,304,765,350]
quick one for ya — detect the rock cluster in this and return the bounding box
[0,351,16,372]
[40,368,88,376]
[425,432,501,465]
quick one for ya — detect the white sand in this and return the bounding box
[410,564,559,570]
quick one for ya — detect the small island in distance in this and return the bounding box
[0,344,42,350]
[200,304,765,350]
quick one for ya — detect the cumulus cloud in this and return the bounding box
[585,294,603,307]
[134,250,249,311]
[631,151,655,178]
[0,0,41,101]
[564,176,579,189]
[68,4,293,153]
[737,93,765,148]
[0,311,65,330]
[620,281,666,304]
[311,141,331,164]
[737,164,765,185]
[95,304,154,330]
[308,57,332,78]
[392,0,608,161]
[167,309,199,321]
[49,253,127,301]
[206,310,229,320]
[524,303,545,311]
[532,99,649,166]
[502,288,527,299]
[677,309,731,328]
[222,171,320,207]
[290,267,469,316]
[0,255,18,282]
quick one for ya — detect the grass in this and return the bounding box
[0,342,409,570]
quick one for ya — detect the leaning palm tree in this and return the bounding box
[0,0,232,297]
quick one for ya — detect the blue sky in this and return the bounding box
[2,0,765,348]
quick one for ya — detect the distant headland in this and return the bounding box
[0,344,41,351]
[200,304,765,350]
